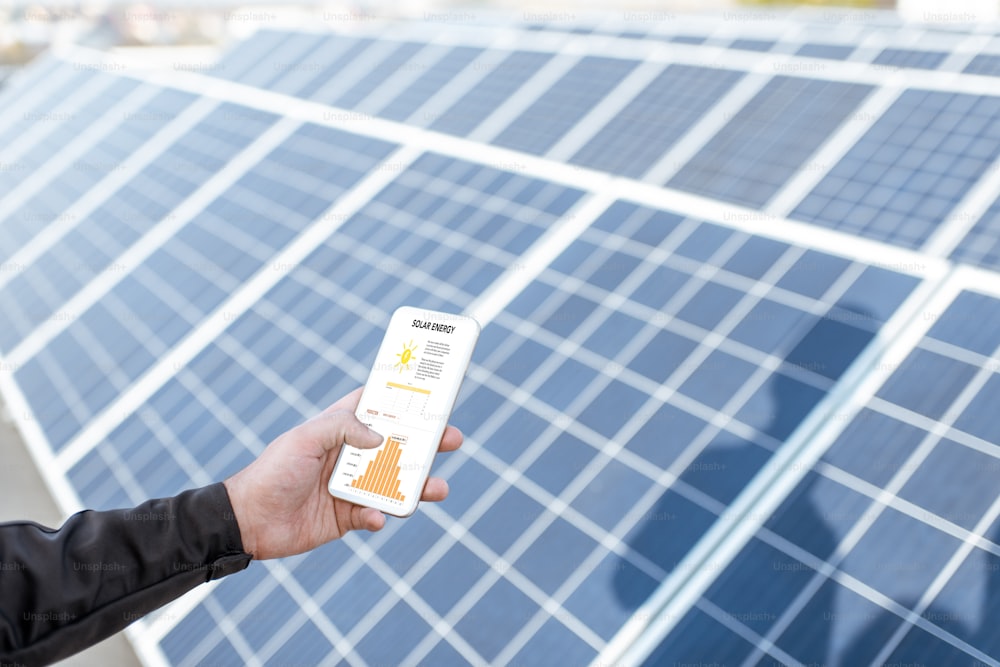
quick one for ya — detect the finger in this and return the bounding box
[438,425,463,453]
[301,408,383,454]
[353,505,385,532]
[420,477,449,502]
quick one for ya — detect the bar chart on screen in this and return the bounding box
[350,434,407,501]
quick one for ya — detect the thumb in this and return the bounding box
[301,409,384,453]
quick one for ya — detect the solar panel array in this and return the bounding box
[2,11,1000,667]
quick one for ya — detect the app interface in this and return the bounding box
[331,312,473,509]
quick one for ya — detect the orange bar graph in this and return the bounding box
[351,435,407,501]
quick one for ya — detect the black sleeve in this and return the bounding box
[0,482,252,666]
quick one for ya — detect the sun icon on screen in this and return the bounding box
[394,340,418,373]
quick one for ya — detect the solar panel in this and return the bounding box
[429,49,554,136]
[489,55,639,154]
[873,47,949,70]
[376,45,484,122]
[642,275,1000,667]
[792,89,1000,249]
[796,42,856,60]
[964,53,1000,77]
[569,64,745,179]
[3,13,1000,667]
[668,76,873,208]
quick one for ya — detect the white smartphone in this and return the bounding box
[328,306,480,517]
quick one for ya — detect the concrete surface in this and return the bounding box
[0,401,142,667]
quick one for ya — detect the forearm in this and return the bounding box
[0,483,251,666]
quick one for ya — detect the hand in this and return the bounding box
[223,387,463,560]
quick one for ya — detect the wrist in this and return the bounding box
[223,476,257,559]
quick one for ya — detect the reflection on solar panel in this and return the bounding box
[2,10,1000,667]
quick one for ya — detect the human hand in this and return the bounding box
[223,387,463,560]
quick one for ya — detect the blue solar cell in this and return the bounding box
[540,292,601,337]
[160,603,218,664]
[377,45,484,122]
[768,471,873,555]
[951,196,1000,271]
[524,432,596,496]
[771,578,904,665]
[238,585,299,652]
[452,578,539,662]
[738,371,828,440]
[773,249,852,299]
[873,47,948,70]
[953,374,1000,445]
[492,56,639,155]
[511,618,599,667]
[642,607,756,666]
[834,266,918,329]
[723,235,790,279]
[570,458,654,531]
[683,434,773,504]
[669,76,873,208]
[491,409,549,462]
[320,563,390,633]
[918,543,1000,657]
[674,281,744,330]
[328,41,423,109]
[730,38,775,52]
[533,356,600,411]
[964,53,1000,77]
[796,42,856,60]
[679,348,759,410]
[563,553,659,639]
[730,297,812,355]
[792,89,1000,248]
[355,601,433,664]
[267,621,334,665]
[570,64,744,178]
[428,50,553,135]
[704,536,816,637]
[515,517,600,594]
[0,67,97,160]
[630,264,689,311]
[294,36,377,99]
[422,640,471,665]
[876,347,979,420]
[898,438,1000,530]
[412,542,485,615]
[626,403,707,470]
[576,378,649,438]
[820,408,927,488]
[626,489,719,574]
[841,504,962,606]
[580,309,645,358]
[470,485,546,554]
[671,34,706,45]
[884,625,993,665]
[198,638,244,666]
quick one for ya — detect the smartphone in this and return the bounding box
[328,306,480,517]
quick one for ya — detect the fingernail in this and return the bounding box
[367,427,384,444]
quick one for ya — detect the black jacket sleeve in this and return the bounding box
[0,482,252,666]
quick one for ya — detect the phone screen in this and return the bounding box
[328,307,479,517]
